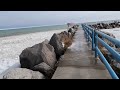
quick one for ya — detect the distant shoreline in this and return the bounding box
[82,19,120,25]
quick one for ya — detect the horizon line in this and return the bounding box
[0,24,67,31]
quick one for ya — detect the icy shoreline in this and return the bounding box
[0,29,66,74]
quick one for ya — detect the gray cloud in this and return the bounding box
[0,11,120,29]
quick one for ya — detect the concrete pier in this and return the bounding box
[52,29,111,79]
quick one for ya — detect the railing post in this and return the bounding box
[84,26,86,37]
[87,28,90,42]
[85,27,88,42]
[95,31,98,58]
[85,29,87,39]
[92,29,95,50]
[82,25,87,39]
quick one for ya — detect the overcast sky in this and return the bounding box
[1,11,120,29]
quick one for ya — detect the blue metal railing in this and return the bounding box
[82,24,120,79]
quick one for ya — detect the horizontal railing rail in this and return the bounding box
[82,24,120,79]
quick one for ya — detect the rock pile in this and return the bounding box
[89,21,120,30]
[2,23,79,79]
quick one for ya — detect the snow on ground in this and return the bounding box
[0,29,66,74]
[100,28,120,41]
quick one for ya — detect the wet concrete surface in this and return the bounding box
[52,29,111,79]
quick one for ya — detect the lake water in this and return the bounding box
[0,24,67,37]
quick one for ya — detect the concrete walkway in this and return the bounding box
[52,29,111,79]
